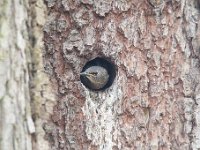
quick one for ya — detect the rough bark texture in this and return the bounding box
[0,0,50,150]
[29,0,52,150]
[44,0,200,149]
[0,0,33,149]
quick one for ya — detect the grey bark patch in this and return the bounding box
[93,0,113,16]
[63,30,84,52]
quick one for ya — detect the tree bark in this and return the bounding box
[1,0,200,150]
[43,0,200,149]
[0,0,33,149]
[0,0,50,150]
[29,0,52,150]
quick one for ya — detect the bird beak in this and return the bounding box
[80,72,88,76]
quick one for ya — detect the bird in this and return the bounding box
[80,66,109,90]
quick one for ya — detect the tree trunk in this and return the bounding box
[1,0,200,150]
[0,0,50,150]
[0,0,33,149]
[43,0,200,149]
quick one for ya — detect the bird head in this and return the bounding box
[80,66,109,90]
[80,70,98,80]
[80,66,100,77]
[80,65,108,81]
[80,72,99,88]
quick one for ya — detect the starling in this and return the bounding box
[80,66,109,90]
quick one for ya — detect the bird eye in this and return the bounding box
[90,72,97,75]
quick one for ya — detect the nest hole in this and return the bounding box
[80,57,117,91]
